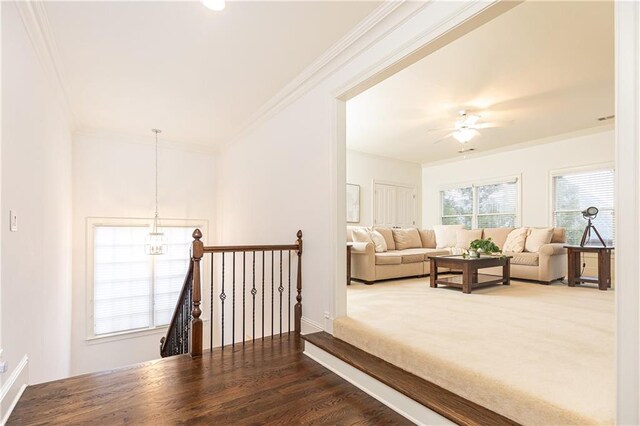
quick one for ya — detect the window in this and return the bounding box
[552,168,614,245]
[441,178,519,229]
[90,220,203,337]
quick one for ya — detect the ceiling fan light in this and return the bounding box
[202,0,226,11]
[453,128,475,143]
[465,114,481,125]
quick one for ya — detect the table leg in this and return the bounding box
[346,245,352,286]
[503,259,510,285]
[430,257,437,288]
[598,249,611,291]
[567,248,579,287]
[462,263,472,294]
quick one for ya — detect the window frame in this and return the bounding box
[440,175,522,229]
[549,163,615,245]
[85,217,208,342]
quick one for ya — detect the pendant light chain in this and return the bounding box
[145,128,167,255]
[155,129,159,221]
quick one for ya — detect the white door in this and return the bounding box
[373,182,416,228]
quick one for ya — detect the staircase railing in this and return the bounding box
[161,229,303,358]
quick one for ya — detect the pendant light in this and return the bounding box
[145,129,167,255]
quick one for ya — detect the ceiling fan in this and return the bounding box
[428,110,511,145]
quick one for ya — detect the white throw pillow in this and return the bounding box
[525,228,554,252]
[455,229,483,249]
[433,224,465,248]
[368,230,388,253]
[503,228,528,253]
[351,228,373,245]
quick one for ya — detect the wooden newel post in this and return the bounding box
[190,229,204,357]
[294,230,303,333]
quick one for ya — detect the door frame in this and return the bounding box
[330,1,640,422]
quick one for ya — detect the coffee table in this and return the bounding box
[429,255,512,294]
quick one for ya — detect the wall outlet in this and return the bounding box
[10,210,18,232]
[0,361,7,374]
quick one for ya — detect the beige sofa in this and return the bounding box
[348,226,567,284]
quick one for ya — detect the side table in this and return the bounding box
[565,245,614,291]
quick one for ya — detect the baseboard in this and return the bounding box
[304,342,453,426]
[300,316,323,335]
[0,355,29,425]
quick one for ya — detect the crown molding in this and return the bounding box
[15,1,77,130]
[74,127,219,156]
[221,0,412,151]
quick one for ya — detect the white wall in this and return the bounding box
[346,150,422,227]
[71,132,216,375]
[215,1,494,333]
[421,129,615,227]
[1,2,73,395]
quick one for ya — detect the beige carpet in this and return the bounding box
[334,278,614,425]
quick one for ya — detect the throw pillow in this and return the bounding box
[502,228,528,253]
[368,230,387,253]
[525,228,554,252]
[373,227,395,250]
[455,229,483,249]
[351,228,373,245]
[419,229,437,248]
[392,228,422,250]
[433,224,465,248]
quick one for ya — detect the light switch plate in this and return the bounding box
[10,210,18,232]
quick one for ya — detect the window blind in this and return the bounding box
[477,181,518,228]
[93,225,194,336]
[441,179,519,229]
[441,187,473,229]
[553,169,615,245]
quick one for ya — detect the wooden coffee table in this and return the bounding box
[429,255,512,294]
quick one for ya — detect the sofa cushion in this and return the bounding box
[393,228,422,250]
[455,229,483,249]
[482,227,515,250]
[347,226,367,243]
[351,228,373,244]
[373,226,395,251]
[419,229,437,248]
[505,251,539,266]
[551,227,566,244]
[433,224,464,248]
[525,228,554,252]
[396,248,430,263]
[423,248,452,257]
[503,228,528,253]
[369,230,387,253]
[375,251,402,265]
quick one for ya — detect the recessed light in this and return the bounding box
[202,0,225,11]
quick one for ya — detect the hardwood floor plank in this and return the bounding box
[8,335,408,425]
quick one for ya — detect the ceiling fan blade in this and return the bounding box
[426,127,456,133]
[432,132,456,144]
[476,120,514,129]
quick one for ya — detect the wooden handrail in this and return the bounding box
[203,244,299,253]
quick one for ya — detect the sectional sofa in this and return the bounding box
[347,225,567,284]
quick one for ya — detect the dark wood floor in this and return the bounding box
[9,334,411,425]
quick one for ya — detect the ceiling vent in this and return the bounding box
[597,115,615,122]
[458,148,476,154]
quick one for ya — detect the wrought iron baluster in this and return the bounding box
[279,250,284,336]
[210,252,213,351]
[262,251,265,340]
[232,252,236,347]
[271,251,274,339]
[288,250,291,334]
[243,252,246,346]
[220,253,226,348]
[251,251,256,342]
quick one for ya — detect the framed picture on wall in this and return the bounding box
[346,183,360,223]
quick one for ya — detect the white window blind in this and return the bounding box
[477,181,518,228]
[553,169,615,245]
[441,179,519,229]
[92,224,194,336]
[441,187,473,229]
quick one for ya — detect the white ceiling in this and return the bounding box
[346,1,614,164]
[44,1,380,147]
